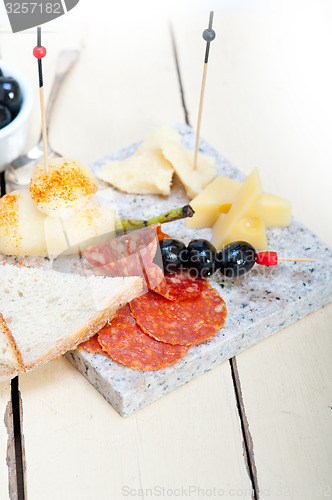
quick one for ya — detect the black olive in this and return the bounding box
[217,241,257,278]
[159,239,189,274]
[187,239,216,278]
[0,105,12,129]
[0,77,23,116]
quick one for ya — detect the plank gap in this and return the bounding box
[4,398,18,500]
[11,378,26,500]
[169,22,191,127]
[229,357,259,500]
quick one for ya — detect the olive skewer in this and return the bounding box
[159,239,315,279]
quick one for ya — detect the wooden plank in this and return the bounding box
[235,303,332,497]
[20,358,253,499]
[0,382,15,500]
[4,4,253,497]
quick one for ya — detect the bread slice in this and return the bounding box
[0,313,24,374]
[0,264,142,375]
[0,364,18,381]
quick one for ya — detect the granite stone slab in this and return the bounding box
[60,123,331,416]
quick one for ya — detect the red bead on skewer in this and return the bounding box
[216,241,315,279]
[33,46,47,59]
[33,27,49,174]
[256,250,315,266]
[256,251,278,266]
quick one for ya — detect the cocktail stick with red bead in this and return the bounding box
[33,27,48,174]
[159,239,316,279]
[255,251,316,266]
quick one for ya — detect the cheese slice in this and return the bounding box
[212,169,267,250]
[160,141,216,199]
[186,174,292,229]
[96,136,174,196]
[146,126,182,145]
[150,126,216,197]
[261,193,292,227]
[186,176,241,228]
[44,203,116,257]
[0,190,48,256]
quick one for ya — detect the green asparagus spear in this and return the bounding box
[115,205,194,232]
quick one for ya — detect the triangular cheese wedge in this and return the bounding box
[212,169,267,250]
[186,176,241,228]
[261,193,292,227]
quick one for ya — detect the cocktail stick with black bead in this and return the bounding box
[193,11,216,171]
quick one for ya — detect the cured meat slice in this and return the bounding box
[130,284,227,346]
[143,262,165,291]
[83,224,164,290]
[83,224,158,275]
[156,227,172,241]
[153,273,205,301]
[98,305,189,370]
[78,334,104,355]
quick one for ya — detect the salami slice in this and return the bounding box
[153,273,205,301]
[78,334,104,354]
[98,305,189,370]
[83,224,161,284]
[130,283,227,346]
[156,227,172,241]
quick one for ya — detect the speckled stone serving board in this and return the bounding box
[62,123,332,416]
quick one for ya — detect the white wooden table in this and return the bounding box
[0,2,331,499]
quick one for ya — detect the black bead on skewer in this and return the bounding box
[193,11,216,170]
[202,11,216,63]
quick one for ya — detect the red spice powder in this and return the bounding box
[30,162,97,205]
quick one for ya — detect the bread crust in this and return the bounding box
[0,313,25,372]
[14,277,143,372]
[0,364,18,380]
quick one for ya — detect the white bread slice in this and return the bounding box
[0,364,19,381]
[0,365,19,383]
[0,264,142,374]
[0,313,24,373]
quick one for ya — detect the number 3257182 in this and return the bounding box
[5,3,61,14]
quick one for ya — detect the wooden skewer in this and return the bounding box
[193,64,208,171]
[34,27,49,175]
[193,11,216,171]
[278,257,316,262]
[39,85,48,175]
[256,251,316,266]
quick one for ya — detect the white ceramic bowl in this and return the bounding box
[0,60,34,172]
